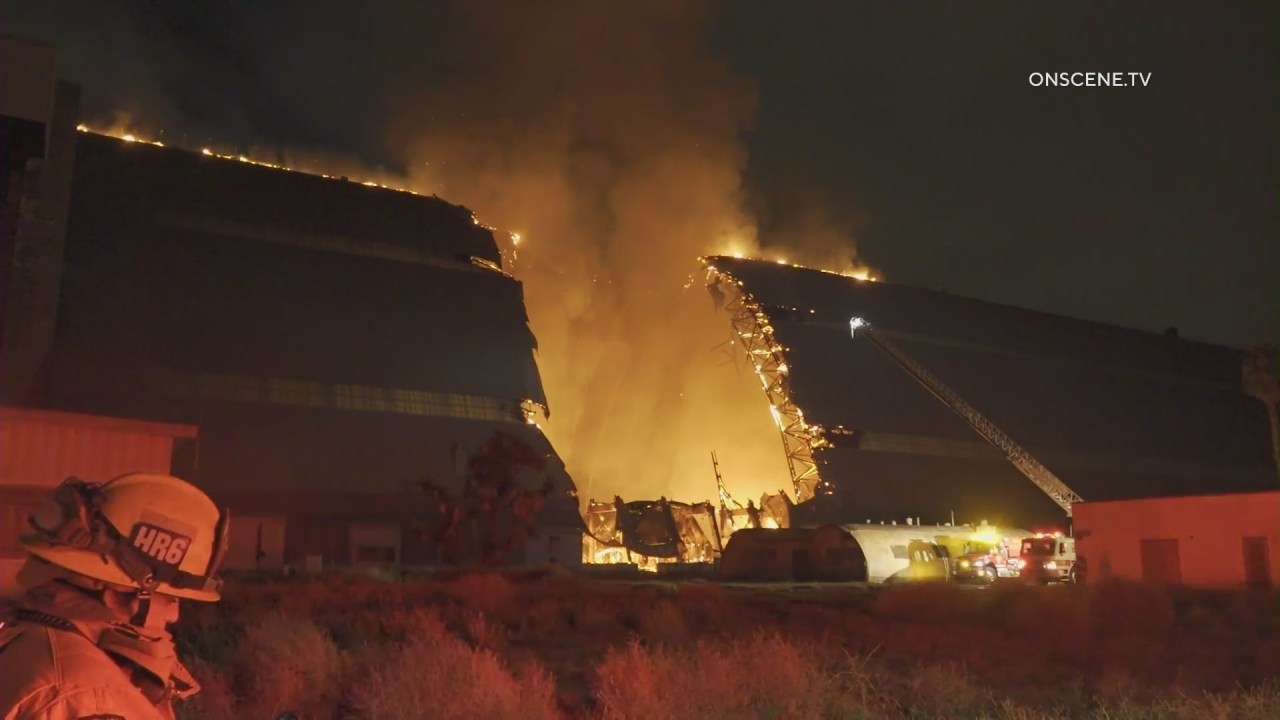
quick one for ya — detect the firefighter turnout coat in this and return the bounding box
[0,588,198,720]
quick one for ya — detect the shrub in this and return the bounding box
[462,609,508,651]
[233,613,346,720]
[175,659,237,720]
[173,614,240,670]
[896,662,995,719]
[595,633,834,719]
[349,608,561,720]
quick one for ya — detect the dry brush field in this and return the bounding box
[172,569,1280,719]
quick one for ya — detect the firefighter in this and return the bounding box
[0,473,230,720]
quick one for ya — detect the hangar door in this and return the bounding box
[224,516,287,571]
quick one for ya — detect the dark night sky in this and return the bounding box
[727,3,1277,350]
[5,1,1275,348]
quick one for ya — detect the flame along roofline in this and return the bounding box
[75,124,523,264]
[76,125,425,197]
[700,254,879,283]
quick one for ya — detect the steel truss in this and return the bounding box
[703,261,831,503]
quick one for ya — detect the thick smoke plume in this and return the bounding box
[385,1,813,504]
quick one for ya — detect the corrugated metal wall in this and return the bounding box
[1075,491,1280,588]
[0,407,193,486]
[0,406,198,596]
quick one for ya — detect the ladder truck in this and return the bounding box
[848,318,1084,582]
[848,317,1084,517]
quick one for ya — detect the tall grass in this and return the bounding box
[596,633,832,720]
[349,608,560,720]
[169,574,1278,719]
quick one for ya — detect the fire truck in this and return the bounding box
[1018,532,1078,583]
[956,546,1019,582]
[951,527,1030,582]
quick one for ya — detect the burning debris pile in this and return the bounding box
[582,497,719,570]
[580,494,816,571]
[582,454,798,570]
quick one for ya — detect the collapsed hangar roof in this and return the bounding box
[705,256,1273,524]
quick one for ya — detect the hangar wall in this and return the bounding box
[708,257,1274,527]
[2,122,579,567]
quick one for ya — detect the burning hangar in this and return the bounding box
[580,255,1274,574]
[3,35,1273,581]
[700,256,1275,529]
[0,36,581,574]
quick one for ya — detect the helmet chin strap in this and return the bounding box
[128,588,157,629]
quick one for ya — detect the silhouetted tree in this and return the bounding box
[1243,344,1280,477]
[417,430,556,566]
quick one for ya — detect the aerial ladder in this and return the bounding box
[848,317,1084,516]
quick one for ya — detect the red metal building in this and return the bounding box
[1073,491,1280,588]
[0,406,197,596]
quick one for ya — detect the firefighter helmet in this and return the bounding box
[21,473,230,601]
